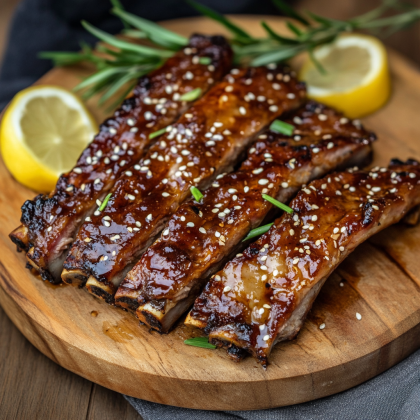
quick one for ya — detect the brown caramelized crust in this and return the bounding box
[185,159,420,367]
[10,34,233,283]
[115,102,376,327]
[63,66,306,297]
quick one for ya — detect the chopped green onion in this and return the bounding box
[242,223,273,242]
[184,337,216,349]
[190,186,203,202]
[262,194,294,214]
[180,87,202,102]
[269,120,295,136]
[199,57,212,65]
[99,193,112,212]
[149,127,167,139]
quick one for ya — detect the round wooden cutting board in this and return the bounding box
[1,16,420,411]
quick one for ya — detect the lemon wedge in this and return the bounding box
[299,34,391,118]
[0,85,97,192]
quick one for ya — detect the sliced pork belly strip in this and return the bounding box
[62,66,306,300]
[185,159,420,367]
[9,34,232,283]
[115,101,375,329]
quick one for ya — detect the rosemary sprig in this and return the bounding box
[40,0,420,107]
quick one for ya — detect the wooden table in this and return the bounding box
[1,1,420,418]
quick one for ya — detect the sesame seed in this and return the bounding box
[339,246,345,252]
[144,111,153,120]
[372,205,379,210]
[47,226,52,232]
[127,118,135,126]
[293,258,299,264]
[215,232,221,238]
[206,140,215,147]
[312,147,320,154]
[110,235,120,241]
[356,312,362,320]
[263,335,269,341]
[84,237,91,242]
[318,114,327,121]
[146,214,153,220]
[258,179,269,185]
[73,167,82,174]
[162,192,170,197]
[253,168,263,175]
[273,270,278,276]
[94,210,100,216]
[333,227,339,234]
[224,286,231,293]
[287,93,295,99]
[199,227,206,234]
[214,275,221,281]
[244,186,250,193]
[127,194,135,201]
[163,229,169,236]
[103,221,110,227]
[260,265,267,270]
[319,323,325,330]
[239,107,246,115]
[187,222,194,227]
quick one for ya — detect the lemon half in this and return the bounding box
[0,85,97,192]
[300,34,391,118]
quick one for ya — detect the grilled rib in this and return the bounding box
[115,101,376,330]
[185,159,420,366]
[62,66,306,301]
[9,34,232,283]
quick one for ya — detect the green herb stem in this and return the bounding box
[149,127,167,139]
[262,194,293,214]
[243,223,273,242]
[184,337,217,349]
[190,186,204,202]
[180,87,202,101]
[269,120,295,136]
[99,193,112,211]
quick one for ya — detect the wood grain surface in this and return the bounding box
[1,14,420,414]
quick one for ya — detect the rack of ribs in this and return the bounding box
[185,158,420,367]
[61,66,306,302]
[115,101,376,331]
[9,34,233,283]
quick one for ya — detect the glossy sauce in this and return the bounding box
[13,34,233,282]
[188,159,420,364]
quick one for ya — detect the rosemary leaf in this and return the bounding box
[184,337,216,349]
[112,8,188,49]
[262,194,293,214]
[261,21,300,44]
[272,0,310,26]
[81,21,174,58]
[180,87,202,101]
[186,0,254,42]
[190,186,204,202]
[243,223,273,242]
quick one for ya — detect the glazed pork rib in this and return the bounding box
[185,159,420,366]
[115,101,376,332]
[62,65,306,301]
[9,34,232,283]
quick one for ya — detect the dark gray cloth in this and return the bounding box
[125,348,420,419]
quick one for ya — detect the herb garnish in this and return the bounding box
[190,186,204,202]
[149,127,167,139]
[40,0,420,106]
[99,193,112,211]
[198,57,212,65]
[269,120,295,136]
[262,194,294,213]
[180,88,202,102]
[243,223,273,242]
[184,336,217,349]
